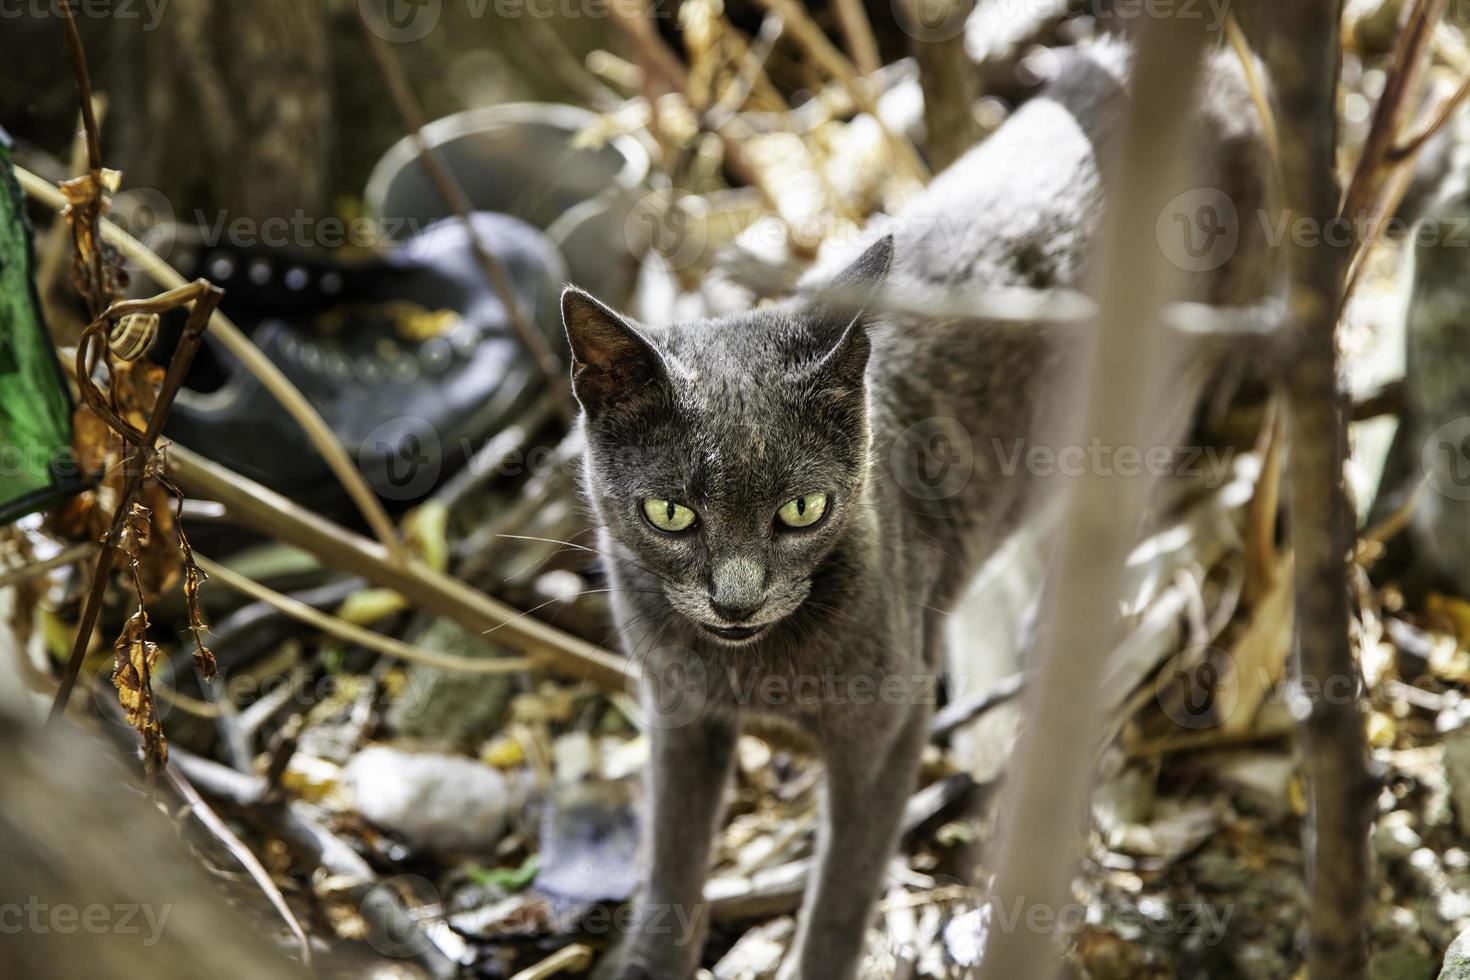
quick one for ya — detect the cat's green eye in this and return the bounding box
[776,493,829,529]
[643,498,698,533]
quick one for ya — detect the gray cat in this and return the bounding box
[566,40,1270,980]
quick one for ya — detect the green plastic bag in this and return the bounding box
[0,128,85,523]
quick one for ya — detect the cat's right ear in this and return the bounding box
[561,287,667,416]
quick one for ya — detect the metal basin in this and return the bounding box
[365,103,650,303]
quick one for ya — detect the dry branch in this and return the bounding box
[48,284,222,725]
[978,15,1210,978]
[1270,1,1373,974]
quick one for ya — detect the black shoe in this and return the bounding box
[157,212,567,518]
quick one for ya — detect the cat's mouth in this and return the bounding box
[701,622,769,643]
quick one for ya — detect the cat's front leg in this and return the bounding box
[778,697,930,980]
[596,692,738,980]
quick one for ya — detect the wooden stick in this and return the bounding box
[0,542,99,589]
[831,0,882,76]
[1271,0,1373,973]
[164,761,313,967]
[509,945,593,980]
[357,17,576,424]
[165,444,632,690]
[195,554,535,675]
[1340,0,1446,224]
[978,16,1209,978]
[48,284,223,724]
[15,165,405,556]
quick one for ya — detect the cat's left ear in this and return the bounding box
[808,235,894,390]
[561,287,668,416]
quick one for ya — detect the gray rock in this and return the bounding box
[347,745,524,855]
[1443,727,1470,837]
[1375,812,1425,862]
[1438,927,1470,980]
[382,617,516,747]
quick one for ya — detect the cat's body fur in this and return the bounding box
[566,40,1271,980]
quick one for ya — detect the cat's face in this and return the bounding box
[564,238,892,646]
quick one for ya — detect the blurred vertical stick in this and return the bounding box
[977,16,1208,979]
[900,0,981,170]
[832,0,882,76]
[1269,1,1372,976]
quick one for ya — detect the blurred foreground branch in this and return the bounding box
[978,15,1209,978]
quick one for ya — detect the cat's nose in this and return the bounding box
[710,598,763,623]
[709,556,766,622]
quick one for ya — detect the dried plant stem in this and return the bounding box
[748,0,929,184]
[508,945,593,980]
[48,284,223,725]
[1272,0,1372,974]
[1340,0,1446,223]
[195,554,535,675]
[15,166,404,556]
[903,0,981,171]
[1225,13,1280,169]
[0,542,100,589]
[831,0,882,76]
[163,762,312,967]
[167,445,631,688]
[1390,69,1470,161]
[57,0,109,320]
[979,16,1208,979]
[358,18,576,424]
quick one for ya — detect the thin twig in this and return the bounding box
[48,284,223,725]
[15,166,405,555]
[357,17,576,424]
[57,0,109,321]
[167,445,631,689]
[164,762,313,966]
[508,945,593,980]
[195,554,536,675]
[0,542,100,589]
[1340,0,1447,224]
[831,0,882,76]
[1390,69,1470,161]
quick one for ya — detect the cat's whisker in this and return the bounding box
[480,587,664,637]
[495,532,678,588]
